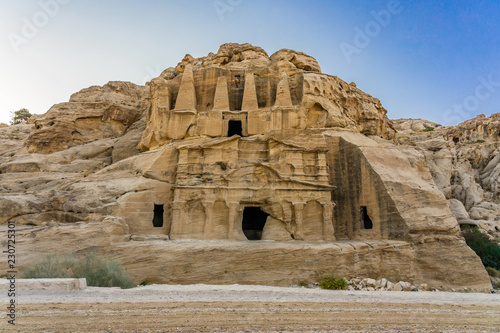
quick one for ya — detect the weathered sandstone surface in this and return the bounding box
[0,43,492,290]
[23,81,149,154]
[393,113,500,238]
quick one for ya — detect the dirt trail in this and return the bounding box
[2,285,500,332]
[6,301,500,332]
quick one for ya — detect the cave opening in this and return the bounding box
[228,120,243,137]
[152,204,164,228]
[242,206,269,240]
[360,206,373,230]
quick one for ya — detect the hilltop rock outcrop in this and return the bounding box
[23,81,149,154]
[393,113,500,237]
[139,43,394,150]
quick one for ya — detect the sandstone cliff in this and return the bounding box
[393,113,500,238]
[138,43,394,151]
[23,81,149,154]
[0,43,491,290]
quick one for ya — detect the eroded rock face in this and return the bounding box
[393,113,500,237]
[0,123,32,165]
[0,43,491,290]
[23,81,150,154]
[138,43,394,150]
[447,113,499,143]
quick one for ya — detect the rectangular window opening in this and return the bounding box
[153,204,164,228]
[228,120,243,137]
[360,206,373,230]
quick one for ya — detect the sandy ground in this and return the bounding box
[1,284,500,332]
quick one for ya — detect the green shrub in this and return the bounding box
[319,276,348,290]
[486,267,500,277]
[22,253,134,289]
[23,254,73,278]
[421,127,434,132]
[495,281,500,289]
[73,254,134,289]
[462,227,500,270]
[298,281,310,288]
[466,140,486,145]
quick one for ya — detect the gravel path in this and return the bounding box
[11,283,500,305]
[2,284,500,332]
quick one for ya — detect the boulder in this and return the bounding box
[23,81,149,154]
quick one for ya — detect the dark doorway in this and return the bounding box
[152,204,164,228]
[228,120,243,137]
[360,206,373,229]
[242,207,269,240]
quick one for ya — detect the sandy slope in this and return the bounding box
[2,284,500,332]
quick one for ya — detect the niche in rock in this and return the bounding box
[242,207,269,240]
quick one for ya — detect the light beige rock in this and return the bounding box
[0,123,32,165]
[419,283,430,291]
[174,64,196,111]
[0,278,87,291]
[261,217,294,241]
[270,48,321,73]
[185,43,272,71]
[112,118,146,162]
[138,43,395,150]
[23,81,149,154]
[366,278,377,288]
[0,229,489,289]
[392,118,441,133]
[393,282,404,291]
[449,199,480,226]
[241,72,259,111]
[0,43,492,290]
[274,72,293,108]
[447,113,499,143]
[386,281,394,290]
[394,114,500,238]
[212,76,230,111]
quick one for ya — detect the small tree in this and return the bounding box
[462,227,500,270]
[10,108,32,125]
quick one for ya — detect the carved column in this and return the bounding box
[321,202,336,241]
[227,201,244,240]
[177,149,189,175]
[202,200,215,239]
[174,64,196,110]
[241,72,259,111]
[282,202,293,234]
[170,200,187,238]
[291,152,304,175]
[272,108,283,131]
[293,202,305,240]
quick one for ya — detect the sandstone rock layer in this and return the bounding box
[0,44,492,290]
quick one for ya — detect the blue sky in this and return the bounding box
[0,0,498,125]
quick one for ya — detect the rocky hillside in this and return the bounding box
[23,81,149,155]
[0,43,494,289]
[393,113,500,238]
[0,43,397,228]
[3,101,495,237]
